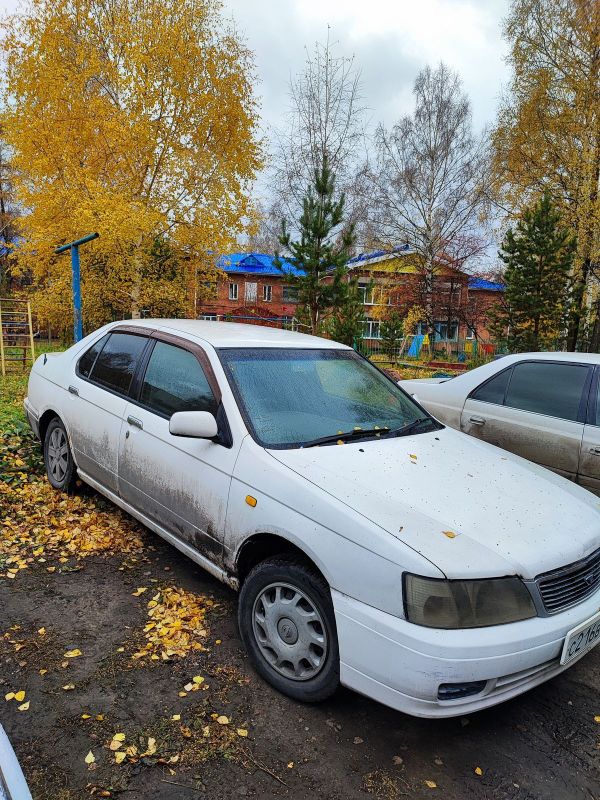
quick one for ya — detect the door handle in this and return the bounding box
[127,415,143,430]
[589,447,600,456]
[469,416,486,425]
[68,385,79,396]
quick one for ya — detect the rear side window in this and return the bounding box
[78,334,110,379]
[471,367,512,405]
[140,341,217,417]
[504,362,589,422]
[89,332,148,395]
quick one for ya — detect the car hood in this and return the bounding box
[269,426,600,580]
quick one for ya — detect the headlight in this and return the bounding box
[404,574,536,628]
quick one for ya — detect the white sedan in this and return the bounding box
[400,351,600,494]
[24,321,600,717]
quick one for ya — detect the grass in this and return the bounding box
[0,342,64,428]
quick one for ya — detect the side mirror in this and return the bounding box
[169,411,218,439]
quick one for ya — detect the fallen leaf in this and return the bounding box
[184,682,194,692]
[178,691,187,698]
[425,780,437,789]
[114,751,127,764]
[287,762,294,768]
[237,728,248,737]
[38,627,46,635]
[17,701,30,711]
[64,649,82,658]
[96,714,104,721]
[353,737,364,744]
[14,691,25,702]
[62,683,75,690]
[4,692,14,701]
[475,767,483,776]
[145,737,157,755]
[192,675,204,685]
[595,715,600,723]
[216,715,229,725]
[82,714,91,720]
[116,647,125,653]
[442,531,457,539]
[409,454,417,459]
[84,751,95,764]
[172,714,181,721]
[39,669,47,676]
[132,587,148,596]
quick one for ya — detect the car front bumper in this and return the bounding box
[333,587,600,718]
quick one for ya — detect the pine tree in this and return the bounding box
[492,193,575,352]
[380,310,405,359]
[277,157,356,336]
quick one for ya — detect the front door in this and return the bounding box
[118,335,239,564]
[578,369,600,495]
[461,360,591,480]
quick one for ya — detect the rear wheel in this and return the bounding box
[238,556,339,703]
[44,417,76,491]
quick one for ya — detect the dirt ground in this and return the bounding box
[2,486,600,800]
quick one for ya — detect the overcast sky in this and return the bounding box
[222,0,511,139]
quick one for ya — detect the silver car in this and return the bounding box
[400,352,600,495]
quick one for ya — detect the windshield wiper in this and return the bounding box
[301,427,390,448]
[380,417,436,438]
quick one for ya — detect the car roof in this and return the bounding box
[112,319,350,350]
[505,352,600,364]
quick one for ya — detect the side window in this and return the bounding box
[140,341,217,417]
[471,367,512,405]
[78,334,110,379]
[504,362,590,422]
[89,332,148,395]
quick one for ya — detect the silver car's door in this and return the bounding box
[68,328,150,493]
[461,360,591,480]
[118,333,239,564]
[578,368,600,495]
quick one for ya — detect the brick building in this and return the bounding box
[198,252,302,326]
[197,248,505,344]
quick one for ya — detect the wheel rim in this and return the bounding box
[47,427,69,483]
[251,582,328,681]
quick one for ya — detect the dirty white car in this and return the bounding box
[25,321,600,718]
[400,352,600,494]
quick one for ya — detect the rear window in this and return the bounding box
[78,334,110,379]
[87,332,147,395]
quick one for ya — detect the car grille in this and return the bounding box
[537,547,600,614]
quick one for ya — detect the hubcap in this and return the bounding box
[47,427,69,483]
[252,582,328,681]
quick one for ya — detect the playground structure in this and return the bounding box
[0,298,36,375]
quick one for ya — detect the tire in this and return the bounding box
[43,417,76,492]
[238,555,339,703]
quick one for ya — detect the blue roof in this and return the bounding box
[468,278,505,292]
[216,252,303,277]
[347,244,412,265]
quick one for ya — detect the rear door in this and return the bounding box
[578,368,600,495]
[461,360,591,480]
[68,328,150,493]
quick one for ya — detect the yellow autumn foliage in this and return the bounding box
[2,0,262,330]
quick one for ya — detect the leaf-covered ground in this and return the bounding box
[3,369,600,800]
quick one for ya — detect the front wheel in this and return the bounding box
[238,555,339,703]
[44,417,76,491]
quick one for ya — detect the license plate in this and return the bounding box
[560,610,600,665]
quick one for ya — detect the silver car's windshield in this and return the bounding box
[218,347,437,449]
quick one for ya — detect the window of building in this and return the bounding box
[88,332,148,395]
[417,321,458,341]
[263,284,272,302]
[466,327,475,340]
[362,318,381,339]
[199,314,217,321]
[245,282,257,302]
[140,341,217,418]
[228,282,238,301]
[282,285,299,303]
[358,285,375,305]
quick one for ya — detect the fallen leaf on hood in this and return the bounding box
[409,454,417,459]
[84,751,96,764]
[442,531,457,539]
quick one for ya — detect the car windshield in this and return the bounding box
[218,347,436,449]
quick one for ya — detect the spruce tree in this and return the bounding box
[492,192,575,352]
[380,310,405,360]
[277,157,356,336]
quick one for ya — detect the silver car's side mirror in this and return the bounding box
[169,411,218,439]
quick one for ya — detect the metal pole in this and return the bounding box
[71,245,83,342]
[54,232,99,344]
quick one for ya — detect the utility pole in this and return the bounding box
[54,232,99,342]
